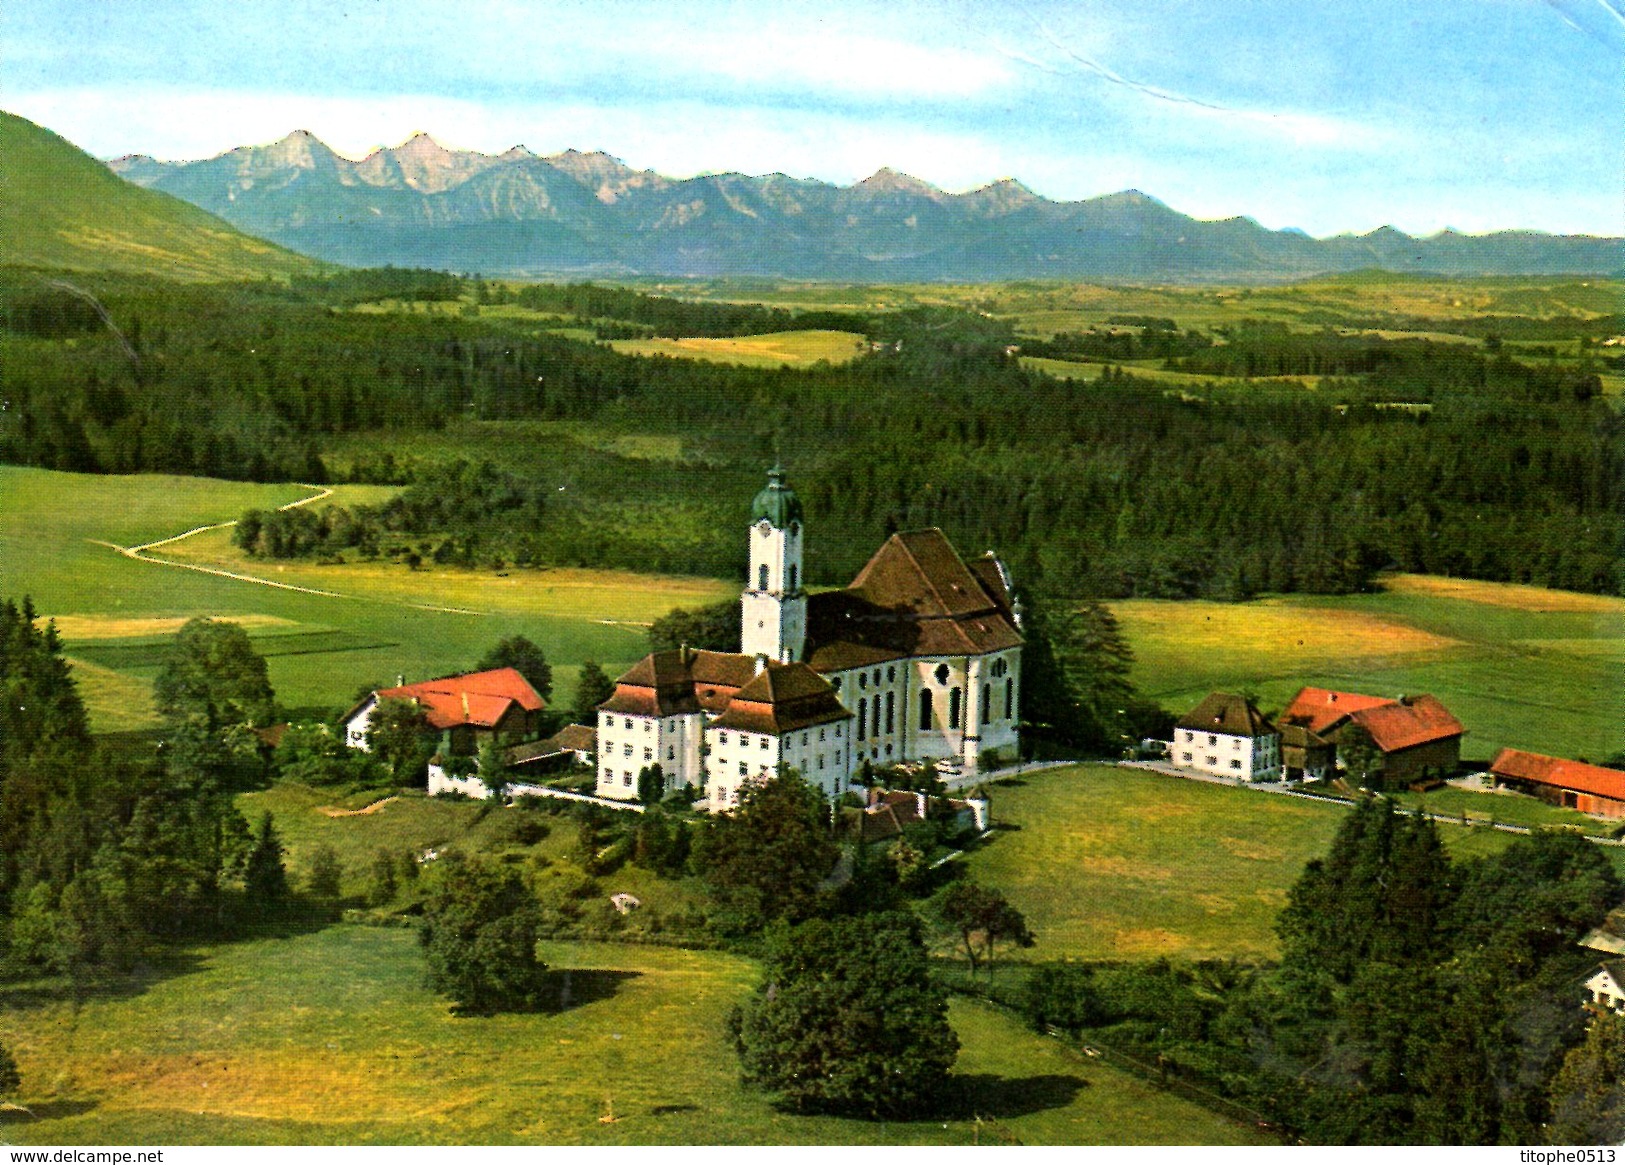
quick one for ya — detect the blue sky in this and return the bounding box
[5,0,1622,236]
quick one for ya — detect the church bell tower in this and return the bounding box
[740,464,807,663]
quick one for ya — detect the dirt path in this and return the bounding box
[86,484,489,615]
[317,796,398,817]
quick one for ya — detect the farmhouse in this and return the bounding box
[1489,749,1625,818]
[1171,692,1280,780]
[1279,687,1463,783]
[503,722,598,778]
[596,466,1024,808]
[344,667,548,788]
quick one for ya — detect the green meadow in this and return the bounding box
[0,466,732,728]
[0,927,1265,1146]
[609,329,868,368]
[955,763,1603,964]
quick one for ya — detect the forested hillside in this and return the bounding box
[2,268,1620,600]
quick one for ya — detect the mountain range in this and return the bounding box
[0,112,321,281]
[110,130,1623,283]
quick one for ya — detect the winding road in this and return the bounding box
[86,484,488,615]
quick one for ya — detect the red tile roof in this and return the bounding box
[1351,695,1463,754]
[604,650,850,735]
[1491,749,1625,803]
[709,662,852,735]
[1280,687,1400,736]
[361,667,545,731]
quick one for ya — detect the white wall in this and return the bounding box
[1172,728,1281,781]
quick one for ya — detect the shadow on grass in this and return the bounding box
[549,967,642,1012]
[0,951,210,1013]
[939,1072,1088,1120]
[0,1099,99,1124]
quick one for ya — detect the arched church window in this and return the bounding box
[949,688,961,730]
[982,684,991,727]
[788,565,798,590]
[788,521,800,538]
[919,690,933,731]
[1005,679,1014,719]
[758,564,769,591]
[858,673,867,689]
[885,692,895,734]
[871,698,881,738]
[934,663,950,686]
[857,698,868,741]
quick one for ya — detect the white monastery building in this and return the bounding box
[596,466,1024,809]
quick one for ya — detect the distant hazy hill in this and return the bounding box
[1,112,322,280]
[112,129,1623,283]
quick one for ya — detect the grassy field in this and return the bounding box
[0,927,1266,1145]
[609,330,867,368]
[1112,573,1625,765]
[0,466,733,726]
[955,763,1603,963]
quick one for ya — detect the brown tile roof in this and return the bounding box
[505,723,597,766]
[1280,686,1399,736]
[1278,722,1332,750]
[1175,692,1276,738]
[1350,695,1463,754]
[365,667,546,730]
[1491,749,1625,802]
[603,648,759,718]
[709,661,852,735]
[806,529,1022,665]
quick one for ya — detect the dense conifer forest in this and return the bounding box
[2,267,1621,600]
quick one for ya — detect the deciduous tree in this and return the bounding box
[694,770,837,935]
[476,635,552,700]
[419,858,551,1014]
[153,618,273,729]
[730,911,958,1116]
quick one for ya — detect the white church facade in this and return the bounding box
[595,466,1024,809]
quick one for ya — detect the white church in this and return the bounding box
[595,466,1024,809]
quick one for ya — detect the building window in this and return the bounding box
[1005,678,1013,720]
[871,698,881,739]
[982,683,990,727]
[831,677,841,692]
[887,666,896,682]
[603,767,613,782]
[602,713,612,726]
[667,746,675,760]
[759,737,769,750]
[801,732,808,745]
[758,564,769,590]
[885,692,895,735]
[920,689,933,731]
[623,773,632,786]
[949,687,961,730]
[858,698,867,741]
[872,668,881,685]
[858,673,867,690]
[935,663,950,686]
[624,718,633,730]
[788,564,798,590]
[1206,756,1218,767]
[643,747,653,761]
[818,755,825,769]
[818,728,826,742]
[1208,735,1217,746]
[622,744,632,757]
[1183,731,1193,743]
[835,724,842,738]
[739,762,747,776]
[1230,759,1243,770]
[718,732,729,745]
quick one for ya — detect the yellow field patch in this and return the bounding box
[61,656,159,733]
[1218,836,1287,862]
[1113,928,1189,956]
[1383,573,1625,614]
[42,613,302,639]
[610,330,866,368]
[1112,597,1458,659]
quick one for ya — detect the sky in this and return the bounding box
[4,0,1622,237]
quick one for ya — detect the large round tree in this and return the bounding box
[730,911,958,1117]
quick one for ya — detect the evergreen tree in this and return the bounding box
[0,1038,18,1099]
[570,661,616,725]
[1549,1012,1625,1144]
[477,735,508,799]
[368,848,398,907]
[730,911,958,1116]
[305,844,343,899]
[243,812,288,913]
